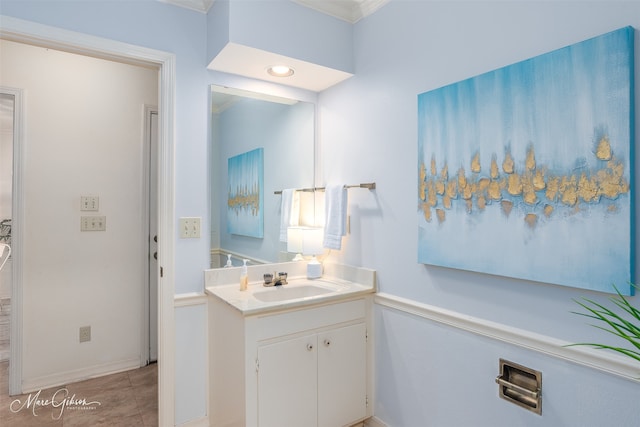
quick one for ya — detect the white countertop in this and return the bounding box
[205,262,376,315]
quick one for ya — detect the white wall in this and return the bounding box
[0,39,158,387]
[319,1,640,426]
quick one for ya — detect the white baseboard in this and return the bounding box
[177,415,209,427]
[174,292,208,307]
[365,416,389,427]
[21,356,141,393]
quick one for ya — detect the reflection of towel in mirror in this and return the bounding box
[323,184,347,250]
[279,189,300,242]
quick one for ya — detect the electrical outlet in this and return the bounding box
[179,217,201,238]
[80,195,99,211]
[81,216,106,231]
[79,326,91,343]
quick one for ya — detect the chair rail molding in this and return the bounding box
[375,292,640,382]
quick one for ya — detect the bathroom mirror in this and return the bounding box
[210,85,315,267]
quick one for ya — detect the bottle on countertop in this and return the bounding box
[239,259,249,291]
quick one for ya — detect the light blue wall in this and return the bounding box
[175,304,207,425]
[375,307,639,426]
[206,0,230,65]
[319,1,640,425]
[227,0,353,73]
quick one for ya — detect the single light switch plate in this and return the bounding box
[81,216,106,231]
[180,217,201,238]
[80,195,99,211]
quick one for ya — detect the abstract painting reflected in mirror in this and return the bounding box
[227,148,264,238]
[417,27,634,295]
[210,85,315,265]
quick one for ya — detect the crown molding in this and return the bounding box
[292,0,389,23]
[160,0,389,22]
[159,0,214,13]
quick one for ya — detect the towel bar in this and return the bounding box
[274,182,376,195]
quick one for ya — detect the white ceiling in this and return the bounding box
[159,0,389,23]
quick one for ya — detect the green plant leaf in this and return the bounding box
[568,283,640,365]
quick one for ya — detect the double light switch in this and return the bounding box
[80,195,106,231]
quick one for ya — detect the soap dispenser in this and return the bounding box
[224,254,233,268]
[239,259,249,291]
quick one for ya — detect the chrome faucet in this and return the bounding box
[263,272,287,287]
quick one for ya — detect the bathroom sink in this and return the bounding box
[205,268,376,315]
[253,283,338,302]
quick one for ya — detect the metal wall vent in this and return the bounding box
[496,359,542,415]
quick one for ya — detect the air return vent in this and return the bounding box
[495,359,542,415]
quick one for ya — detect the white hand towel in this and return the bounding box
[323,184,347,250]
[279,189,300,242]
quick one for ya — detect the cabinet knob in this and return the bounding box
[323,339,331,347]
[306,343,314,351]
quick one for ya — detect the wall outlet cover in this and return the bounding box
[79,326,91,343]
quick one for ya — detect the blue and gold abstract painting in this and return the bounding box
[417,27,635,294]
[228,148,264,238]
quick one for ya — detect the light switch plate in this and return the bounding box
[81,216,106,231]
[180,217,201,238]
[80,195,99,211]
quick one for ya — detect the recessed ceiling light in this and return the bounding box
[267,65,295,77]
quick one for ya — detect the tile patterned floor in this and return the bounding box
[0,361,157,426]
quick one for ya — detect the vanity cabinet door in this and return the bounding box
[318,323,368,427]
[257,333,318,427]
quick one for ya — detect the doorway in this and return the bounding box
[146,105,159,364]
[0,91,14,364]
[1,17,176,425]
[1,35,160,400]
[0,39,159,383]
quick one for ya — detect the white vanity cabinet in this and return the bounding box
[209,295,372,427]
[258,322,367,427]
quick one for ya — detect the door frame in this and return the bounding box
[1,85,24,396]
[0,15,176,426]
[143,104,159,365]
